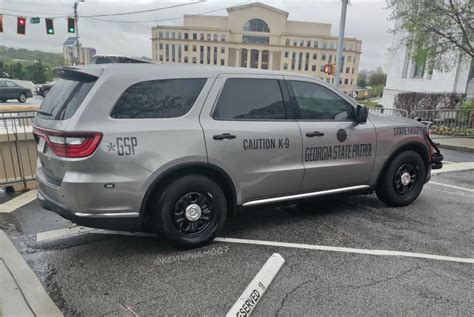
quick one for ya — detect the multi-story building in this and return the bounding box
[151,2,362,94]
[382,33,474,108]
[63,37,97,66]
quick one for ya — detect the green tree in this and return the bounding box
[26,61,47,84]
[368,71,387,86]
[387,0,473,72]
[357,73,367,87]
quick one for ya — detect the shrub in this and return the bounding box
[394,92,466,113]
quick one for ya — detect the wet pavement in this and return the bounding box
[0,168,472,316]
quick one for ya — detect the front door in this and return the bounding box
[200,74,304,204]
[285,77,376,193]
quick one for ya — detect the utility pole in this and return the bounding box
[334,0,348,89]
[73,0,83,65]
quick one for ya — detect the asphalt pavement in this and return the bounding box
[0,165,472,316]
[0,95,43,108]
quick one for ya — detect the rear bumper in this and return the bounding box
[37,188,143,231]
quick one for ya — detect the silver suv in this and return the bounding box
[33,64,443,248]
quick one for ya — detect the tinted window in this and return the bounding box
[290,81,354,120]
[6,81,18,87]
[0,81,6,87]
[111,78,206,119]
[38,79,96,120]
[213,78,286,120]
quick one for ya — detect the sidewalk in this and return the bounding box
[435,138,474,153]
[0,230,62,317]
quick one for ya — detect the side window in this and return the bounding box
[6,81,18,87]
[213,78,286,120]
[0,81,6,87]
[111,78,206,119]
[289,81,354,120]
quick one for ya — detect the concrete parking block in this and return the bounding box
[0,230,62,317]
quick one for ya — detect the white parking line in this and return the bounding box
[227,253,285,317]
[0,190,37,214]
[428,181,474,193]
[214,237,474,264]
[36,226,156,242]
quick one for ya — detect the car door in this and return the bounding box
[200,74,304,205]
[5,81,19,99]
[284,76,376,193]
[0,80,7,99]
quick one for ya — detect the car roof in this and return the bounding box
[80,63,317,80]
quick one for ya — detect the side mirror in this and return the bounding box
[356,105,369,124]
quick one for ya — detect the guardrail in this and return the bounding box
[0,111,37,188]
[409,109,474,138]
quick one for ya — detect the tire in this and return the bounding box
[154,175,227,248]
[376,150,426,207]
[18,93,27,103]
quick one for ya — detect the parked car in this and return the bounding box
[0,79,33,103]
[33,64,443,248]
[35,82,55,97]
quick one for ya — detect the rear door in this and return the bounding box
[0,81,6,98]
[285,77,376,192]
[200,74,304,204]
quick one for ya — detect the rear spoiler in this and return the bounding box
[53,67,101,83]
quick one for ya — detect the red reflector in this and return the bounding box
[33,127,102,158]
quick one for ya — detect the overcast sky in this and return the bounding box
[0,0,393,70]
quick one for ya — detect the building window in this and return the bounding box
[200,33,204,41]
[192,57,197,64]
[159,43,163,50]
[312,65,316,72]
[284,51,289,58]
[320,65,325,71]
[350,79,353,85]
[352,68,354,74]
[323,42,328,49]
[285,39,290,46]
[241,48,248,67]
[291,52,296,70]
[200,45,204,64]
[243,18,270,32]
[220,59,225,66]
[298,52,303,71]
[344,78,349,85]
[214,34,218,41]
[220,34,225,41]
[312,53,317,60]
[159,55,163,61]
[193,33,197,40]
[347,56,352,62]
[207,46,211,64]
[165,44,169,61]
[300,40,304,47]
[322,54,326,61]
[171,44,176,62]
[214,46,218,65]
[307,41,311,47]
[353,57,356,63]
[171,32,175,39]
[184,45,188,52]
[313,41,319,48]
[193,45,197,52]
[348,44,353,50]
[304,53,309,71]
[329,42,335,49]
[184,33,188,40]
[293,40,298,46]
[184,56,188,63]
[206,34,211,41]
[284,63,288,70]
[328,55,333,63]
[242,35,269,45]
[165,32,169,39]
[178,32,182,39]
[346,67,350,73]
[159,32,163,38]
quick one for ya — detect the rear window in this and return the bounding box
[38,78,96,120]
[111,78,206,119]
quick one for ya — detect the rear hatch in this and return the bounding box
[33,67,103,185]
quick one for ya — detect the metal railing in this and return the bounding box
[0,111,37,188]
[368,107,409,117]
[409,109,474,138]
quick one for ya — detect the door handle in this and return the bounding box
[306,131,325,137]
[213,133,236,140]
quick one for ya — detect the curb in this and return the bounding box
[437,143,474,153]
[0,230,62,317]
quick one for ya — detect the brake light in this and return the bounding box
[33,127,102,158]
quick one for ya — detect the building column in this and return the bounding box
[268,51,273,70]
[210,46,214,65]
[257,50,263,69]
[246,49,251,68]
[235,49,240,67]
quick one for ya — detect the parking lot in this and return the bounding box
[1,160,473,316]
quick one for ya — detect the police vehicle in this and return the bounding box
[33,64,443,248]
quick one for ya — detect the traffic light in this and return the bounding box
[0,15,3,33]
[67,17,75,33]
[45,18,54,35]
[17,17,26,35]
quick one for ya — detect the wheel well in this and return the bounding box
[376,142,430,187]
[140,163,237,226]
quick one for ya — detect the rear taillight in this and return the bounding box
[33,127,102,158]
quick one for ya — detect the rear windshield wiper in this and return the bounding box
[37,110,53,117]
